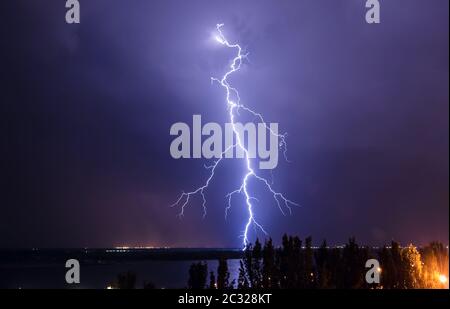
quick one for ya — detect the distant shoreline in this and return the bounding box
[0,248,245,264]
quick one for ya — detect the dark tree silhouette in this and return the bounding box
[252,239,263,288]
[316,240,331,288]
[209,271,216,289]
[262,238,277,288]
[113,271,136,289]
[217,257,230,289]
[379,245,396,289]
[143,281,156,289]
[341,237,365,288]
[292,236,303,288]
[390,241,405,288]
[304,236,316,288]
[187,262,208,289]
[279,234,294,288]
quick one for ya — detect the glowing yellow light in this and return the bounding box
[106,285,113,289]
[377,267,382,273]
[438,274,448,284]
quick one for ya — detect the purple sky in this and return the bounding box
[1,0,448,248]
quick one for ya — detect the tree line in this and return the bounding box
[187,235,449,289]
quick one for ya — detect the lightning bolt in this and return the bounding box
[171,24,298,248]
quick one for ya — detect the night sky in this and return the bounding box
[1,0,448,248]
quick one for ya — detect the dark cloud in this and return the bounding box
[1,0,448,247]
